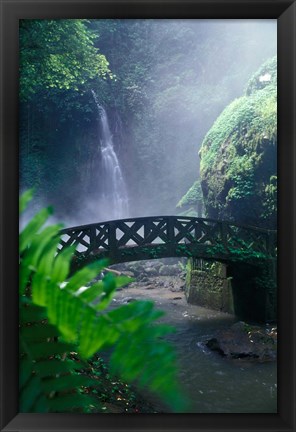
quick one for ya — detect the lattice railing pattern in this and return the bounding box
[58,216,276,264]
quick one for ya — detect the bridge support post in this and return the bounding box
[185,259,277,323]
[185,259,234,315]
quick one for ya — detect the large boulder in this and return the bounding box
[199,57,277,229]
[205,321,277,362]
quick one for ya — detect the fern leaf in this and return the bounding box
[41,374,94,393]
[20,323,59,342]
[19,357,35,390]
[76,280,105,303]
[35,236,62,276]
[19,375,44,412]
[51,244,76,283]
[107,300,165,332]
[26,341,73,360]
[31,394,49,413]
[19,194,188,412]
[52,291,81,342]
[34,359,85,378]
[25,225,61,266]
[19,303,48,325]
[65,260,109,292]
[31,271,55,307]
[20,226,62,296]
[19,206,54,253]
[47,393,98,412]
[19,188,34,213]
[19,302,98,413]
[94,273,131,311]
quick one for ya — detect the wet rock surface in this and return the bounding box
[107,259,277,412]
[205,321,277,362]
[110,259,277,364]
[110,258,186,295]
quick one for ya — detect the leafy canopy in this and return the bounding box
[19,20,111,100]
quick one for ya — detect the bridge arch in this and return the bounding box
[58,216,276,267]
[58,216,277,322]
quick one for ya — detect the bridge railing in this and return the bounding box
[58,216,276,262]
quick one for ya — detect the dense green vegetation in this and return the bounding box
[20,191,188,413]
[20,20,111,100]
[177,56,277,324]
[19,19,276,221]
[18,20,278,411]
[176,180,203,216]
[198,56,277,228]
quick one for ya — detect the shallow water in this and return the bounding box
[113,283,277,413]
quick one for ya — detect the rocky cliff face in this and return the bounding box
[199,57,277,229]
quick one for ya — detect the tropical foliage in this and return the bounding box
[19,20,276,220]
[19,19,111,100]
[19,190,187,412]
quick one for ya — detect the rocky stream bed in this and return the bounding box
[110,259,277,363]
[94,258,277,413]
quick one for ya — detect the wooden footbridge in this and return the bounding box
[58,216,276,268]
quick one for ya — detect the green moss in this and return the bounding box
[262,175,277,221]
[199,57,277,228]
[200,85,276,172]
[246,56,277,95]
[177,180,203,208]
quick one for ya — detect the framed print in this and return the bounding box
[0,0,295,431]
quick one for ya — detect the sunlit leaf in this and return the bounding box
[19,207,54,253]
[19,189,34,213]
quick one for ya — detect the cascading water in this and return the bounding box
[91,90,129,220]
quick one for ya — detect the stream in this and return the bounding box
[110,261,277,413]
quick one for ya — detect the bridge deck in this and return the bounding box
[58,216,277,266]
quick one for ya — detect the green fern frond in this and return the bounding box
[47,393,97,412]
[19,301,100,413]
[19,374,45,412]
[19,192,188,412]
[19,188,34,213]
[34,358,85,377]
[20,206,55,253]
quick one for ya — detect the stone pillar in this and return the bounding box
[185,255,277,323]
[185,259,234,314]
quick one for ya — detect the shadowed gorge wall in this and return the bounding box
[184,58,277,322]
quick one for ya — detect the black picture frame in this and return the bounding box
[1,0,295,431]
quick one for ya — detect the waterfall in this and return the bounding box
[91,90,129,220]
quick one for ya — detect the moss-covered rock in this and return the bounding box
[176,180,204,217]
[177,180,203,208]
[199,57,277,228]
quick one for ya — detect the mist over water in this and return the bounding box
[20,19,277,228]
[18,19,278,415]
[128,20,277,220]
[91,90,129,221]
